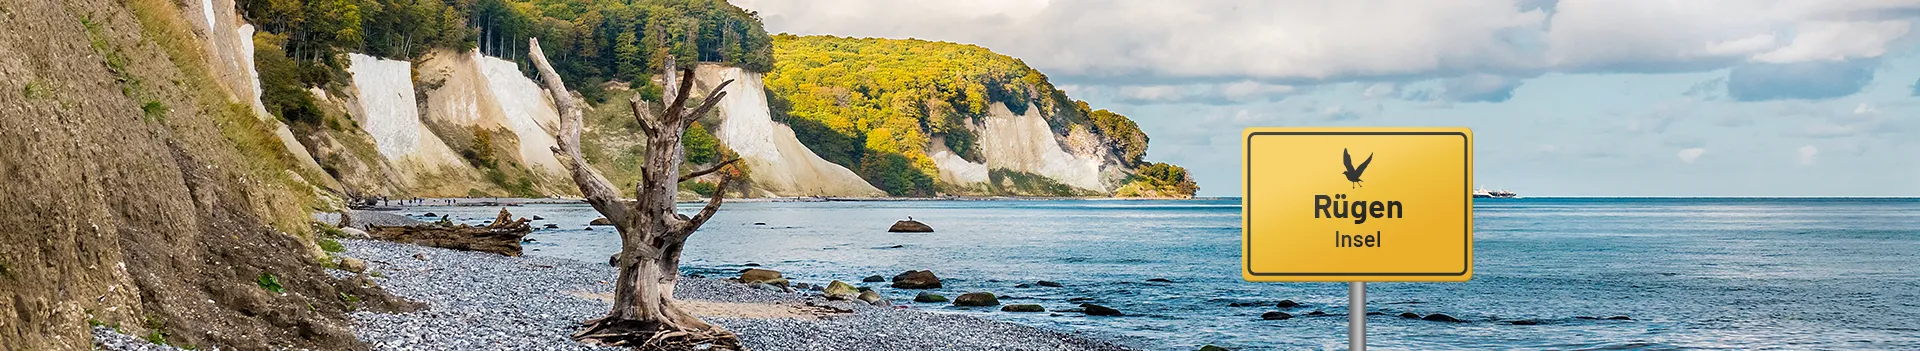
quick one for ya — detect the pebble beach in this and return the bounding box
[93,238,1137,351]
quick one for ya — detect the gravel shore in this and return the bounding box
[97,239,1137,350]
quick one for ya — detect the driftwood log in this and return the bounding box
[368,208,532,256]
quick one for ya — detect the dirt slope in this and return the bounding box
[0,0,406,349]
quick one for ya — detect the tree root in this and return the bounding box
[573,317,744,351]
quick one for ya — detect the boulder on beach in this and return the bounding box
[739,268,788,288]
[954,292,1000,307]
[888,219,933,232]
[1081,303,1123,316]
[1275,299,1299,308]
[589,217,612,226]
[891,270,942,289]
[914,292,948,303]
[862,275,885,283]
[1422,313,1463,322]
[1260,311,1292,320]
[823,280,859,300]
[1036,280,1063,287]
[1002,304,1045,312]
[340,227,371,239]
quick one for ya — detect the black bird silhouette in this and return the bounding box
[1342,148,1373,188]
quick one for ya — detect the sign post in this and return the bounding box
[1241,128,1475,350]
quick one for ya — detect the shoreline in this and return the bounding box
[354,196,1224,208]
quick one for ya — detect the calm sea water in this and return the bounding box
[403,198,1920,350]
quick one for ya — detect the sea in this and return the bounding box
[400,198,1920,350]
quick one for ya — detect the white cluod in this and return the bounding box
[696,64,884,197]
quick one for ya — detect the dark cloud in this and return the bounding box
[1442,75,1524,102]
[1725,59,1878,101]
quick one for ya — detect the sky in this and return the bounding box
[732,0,1920,197]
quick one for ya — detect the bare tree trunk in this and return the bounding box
[528,38,740,350]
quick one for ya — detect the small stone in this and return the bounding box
[1036,280,1062,287]
[1014,283,1032,288]
[412,252,427,260]
[1307,311,1327,316]
[753,222,766,225]
[953,292,1000,307]
[543,223,559,229]
[913,292,948,303]
[862,275,885,283]
[748,283,782,293]
[1001,304,1045,312]
[339,257,368,273]
[1260,311,1292,320]
[1422,313,1463,322]
[530,215,544,220]
[1606,315,1632,320]
[1146,278,1174,283]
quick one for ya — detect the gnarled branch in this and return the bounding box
[679,159,740,183]
[530,38,628,223]
[628,95,661,139]
[681,82,732,129]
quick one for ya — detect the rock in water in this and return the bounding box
[1260,311,1292,320]
[1036,280,1063,287]
[368,208,531,256]
[823,280,859,300]
[589,217,612,226]
[1014,283,1032,288]
[857,290,886,304]
[1199,345,1231,351]
[1606,315,1632,320]
[1422,313,1463,322]
[542,223,558,229]
[892,270,943,289]
[888,219,933,232]
[862,275,885,283]
[739,268,788,288]
[914,292,948,303]
[954,292,1000,306]
[1081,303,1123,316]
[1275,299,1300,308]
[1146,278,1175,283]
[1001,304,1045,312]
[1399,312,1421,319]
[1508,319,1542,325]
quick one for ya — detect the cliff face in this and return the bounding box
[693,64,886,197]
[0,0,404,349]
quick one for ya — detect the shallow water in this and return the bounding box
[400,198,1920,350]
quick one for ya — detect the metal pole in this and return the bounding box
[1350,282,1366,351]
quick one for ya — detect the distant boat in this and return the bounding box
[1473,186,1520,199]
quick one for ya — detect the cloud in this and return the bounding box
[738,1,1920,85]
[1725,59,1879,101]
[1912,78,1920,96]
[1441,75,1524,102]
[1854,103,1880,115]
[1677,147,1707,164]
[1099,81,1298,104]
[1797,145,1819,166]
[1750,21,1911,63]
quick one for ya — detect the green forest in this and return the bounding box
[233,0,1187,197]
[764,35,1155,196]
[237,0,773,116]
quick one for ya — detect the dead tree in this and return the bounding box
[528,38,742,349]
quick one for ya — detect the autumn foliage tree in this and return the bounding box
[529,38,743,349]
